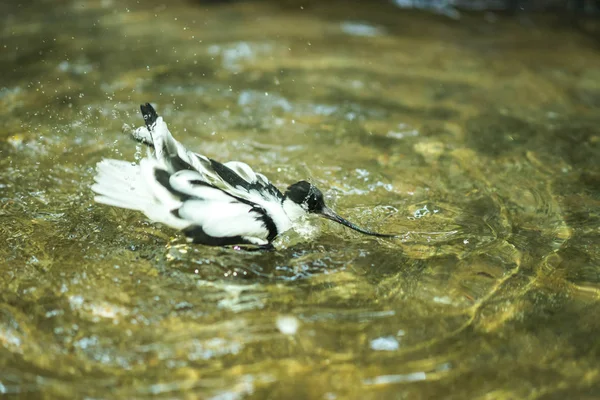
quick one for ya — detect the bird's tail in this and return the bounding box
[91,158,189,230]
[92,159,151,211]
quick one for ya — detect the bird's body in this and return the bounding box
[92,103,395,248]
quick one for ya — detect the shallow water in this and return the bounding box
[1,0,600,398]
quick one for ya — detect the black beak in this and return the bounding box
[319,207,397,238]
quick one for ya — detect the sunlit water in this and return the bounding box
[1,0,600,398]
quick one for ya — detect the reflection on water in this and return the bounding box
[1,0,600,398]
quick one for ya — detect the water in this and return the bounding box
[1,0,600,398]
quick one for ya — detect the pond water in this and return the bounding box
[1,0,600,398]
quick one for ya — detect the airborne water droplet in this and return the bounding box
[134,144,142,162]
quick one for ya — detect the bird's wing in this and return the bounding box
[178,200,269,243]
[201,157,284,205]
[133,105,284,207]
[166,169,273,245]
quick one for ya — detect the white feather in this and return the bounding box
[147,118,222,183]
[92,160,149,211]
[169,171,233,202]
[131,126,152,145]
[148,117,174,166]
[142,205,190,230]
[224,161,257,183]
[92,158,189,230]
[177,200,269,239]
[138,158,182,211]
[256,173,270,186]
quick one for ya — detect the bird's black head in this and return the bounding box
[284,180,398,238]
[284,180,326,213]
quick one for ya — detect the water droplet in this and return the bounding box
[370,336,399,351]
[276,315,300,335]
[134,144,142,161]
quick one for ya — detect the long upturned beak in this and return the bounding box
[319,207,397,238]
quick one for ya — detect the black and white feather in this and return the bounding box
[92,103,396,248]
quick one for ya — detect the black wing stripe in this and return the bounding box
[252,207,278,242]
[209,158,284,200]
[154,169,192,201]
[182,225,251,246]
[209,159,251,190]
[169,154,195,172]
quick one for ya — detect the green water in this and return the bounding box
[1,0,600,398]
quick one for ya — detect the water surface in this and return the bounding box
[1,0,600,398]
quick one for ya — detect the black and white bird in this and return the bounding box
[91,103,396,249]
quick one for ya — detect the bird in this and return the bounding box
[91,103,396,249]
